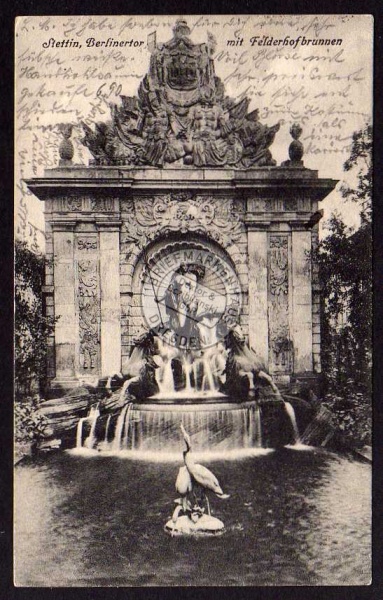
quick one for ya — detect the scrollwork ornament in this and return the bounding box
[77,256,100,371]
[125,195,243,249]
[269,235,291,371]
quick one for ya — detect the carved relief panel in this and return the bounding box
[55,195,118,213]
[121,193,245,251]
[75,234,101,373]
[268,235,292,373]
[247,196,311,214]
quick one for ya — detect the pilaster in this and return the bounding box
[97,222,122,376]
[51,221,78,386]
[291,227,313,374]
[247,224,269,366]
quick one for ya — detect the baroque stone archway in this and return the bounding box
[25,19,338,392]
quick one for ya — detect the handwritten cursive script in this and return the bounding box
[15,14,372,247]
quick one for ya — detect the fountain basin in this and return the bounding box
[137,398,251,409]
[72,395,303,456]
[107,399,263,454]
[147,391,228,404]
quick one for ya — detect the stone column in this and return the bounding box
[51,221,78,385]
[291,228,313,373]
[247,227,269,365]
[97,223,122,376]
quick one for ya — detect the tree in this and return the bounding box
[341,123,372,224]
[15,241,55,399]
[317,124,372,393]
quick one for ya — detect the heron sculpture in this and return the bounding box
[173,423,229,523]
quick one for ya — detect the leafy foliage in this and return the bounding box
[14,396,50,444]
[316,124,372,397]
[317,216,372,391]
[340,123,372,223]
[15,240,56,399]
[322,389,372,448]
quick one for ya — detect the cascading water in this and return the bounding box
[76,404,100,450]
[84,405,100,449]
[122,403,134,448]
[152,343,226,400]
[71,331,298,458]
[76,418,87,450]
[104,414,112,443]
[107,401,263,455]
[112,403,132,451]
[252,404,263,448]
[284,401,301,444]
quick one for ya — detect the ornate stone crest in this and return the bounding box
[80,20,279,168]
[122,195,244,249]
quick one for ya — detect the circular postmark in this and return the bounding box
[141,245,242,351]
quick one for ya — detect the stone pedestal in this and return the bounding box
[164,514,225,536]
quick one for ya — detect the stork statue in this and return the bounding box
[165,423,229,536]
[179,423,229,500]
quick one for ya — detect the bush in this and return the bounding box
[15,240,56,399]
[14,396,50,445]
[322,390,372,448]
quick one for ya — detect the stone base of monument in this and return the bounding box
[164,514,225,537]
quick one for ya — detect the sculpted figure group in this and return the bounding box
[81,20,280,169]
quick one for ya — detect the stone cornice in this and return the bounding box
[246,222,271,231]
[50,220,76,232]
[25,167,337,205]
[96,221,123,231]
[289,220,314,230]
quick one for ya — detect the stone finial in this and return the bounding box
[173,19,191,39]
[289,124,303,160]
[290,123,302,140]
[58,124,74,166]
[289,123,304,162]
[282,123,304,167]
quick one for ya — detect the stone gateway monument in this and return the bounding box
[26,20,337,395]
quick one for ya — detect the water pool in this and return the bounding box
[14,447,371,586]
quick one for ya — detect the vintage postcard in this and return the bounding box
[14,15,372,586]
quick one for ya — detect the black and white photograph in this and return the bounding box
[14,14,372,587]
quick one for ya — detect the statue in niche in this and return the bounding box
[79,20,280,168]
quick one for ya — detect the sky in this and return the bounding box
[15,14,373,251]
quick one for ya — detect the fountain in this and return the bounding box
[72,324,302,459]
